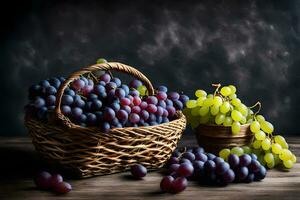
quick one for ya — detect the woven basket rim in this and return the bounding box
[196,123,250,128]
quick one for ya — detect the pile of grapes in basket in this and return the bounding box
[184,84,296,170]
[25,63,189,132]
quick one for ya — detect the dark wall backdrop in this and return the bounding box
[1,0,300,136]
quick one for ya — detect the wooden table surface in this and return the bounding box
[1,134,299,200]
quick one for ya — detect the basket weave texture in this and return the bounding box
[25,62,186,178]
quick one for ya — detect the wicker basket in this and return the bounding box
[25,62,186,178]
[194,124,253,154]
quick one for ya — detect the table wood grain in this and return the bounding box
[0,134,299,200]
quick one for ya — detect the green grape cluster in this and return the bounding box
[219,146,252,161]
[183,84,253,134]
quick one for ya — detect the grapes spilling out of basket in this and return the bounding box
[25,72,189,132]
[184,84,296,170]
[159,146,266,193]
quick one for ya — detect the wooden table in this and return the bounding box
[1,134,299,200]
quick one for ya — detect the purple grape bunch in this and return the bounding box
[25,73,189,132]
[160,147,267,193]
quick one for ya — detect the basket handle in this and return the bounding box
[54,62,155,118]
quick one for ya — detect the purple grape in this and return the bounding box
[46,86,57,95]
[73,98,85,108]
[172,150,181,157]
[249,160,261,173]
[50,174,63,188]
[213,157,225,164]
[179,95,189,105]
[245,173,255,183]
[71,107,83,119]
[162,117,169,123]
[173,100,183,110]
[104,107,116,121]
[146,96,158,105]
[146,104,157,113]
[132,106,141,114]
[117,109,128,121]
[82,85,93,96]
[156,116,163,124]
[156,106,164,116]
[121,84,129,95]
[228,154,240,168]
[160,176,174,192]
[91,99,102,110]
[71,79,85,91]
[254,165,266,181]
[204,160,216,174]
[166,106,176,117]
[129,80,142,89]
[35,171,52,190]
[85,101,92,111]
[61,105,71,115]
[130,164,147,178]
[206,153,216,160]
[115,88,125,98]
[177,163,194,177]
[34,97,45,108]
[158,100,166,108]
[120,98,131,106]
[156,92,167,100]
[180,158,192,164]
[129,113,140,123]
[182,152,195,161]
[37,107,47,120]
[101,122,111,133]
[93,85,106,95]
[77,114,87,123]
[64,88,75,96]
[148,113,156,122]
[62,95,73,105]
[133,96,142,106]
[49,78,61,89]
[54,181,72,194]
[250,153,258,160]
[110,102,120,112]
[157,85,168,93]
[162,109,169,117]
[171,177,187,193]
[168,92,180,100]
[40,80,50,88]
[165,99,173,106]
[88,93,98,100]
[236,166,249,181]
[99,73,111,83]
[46,95,56,106]
[86,113,97,125]
[168,163,180,174]
[122,105,131,114]
[216,162,230,175]
[222,169,235,184]
[239,154,252,167]
[167,156,179,166]
[140,101,148,109]
[129,90,140,97]
[192,160,205,178]
[111,77,121,87]
[140,110,149,120]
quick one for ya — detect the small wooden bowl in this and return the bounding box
[194,124,253,154]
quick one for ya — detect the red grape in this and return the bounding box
[160,176,174,192]
[50,174,63,188]
[177,163,194,177]
[54,181,72,194]
[171,177,187,193]
[35,171,52,190]
[130,164,147,178]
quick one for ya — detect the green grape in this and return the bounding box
[213,96,223,107]
[223,116,233,126]
[280,149,292,161]
[280,141,289,149]
[220,86,232,96]
[258,154,266,166]
[260,121,274,134]
[253,140,262,149]
[248,109,254,116]
[255,131,266,141]
[203,98,214,107]
[291,154,297,163]
[231,147,244,156]
[191,107,200,116]
[210,105,219,116]
[96,58,108,64]
[271,143,282,154]
[207,94,213,98]
[229,94,237,99]
[231,110,243,122]
[186,100,197,108]
[219,148,231,160]
[220,102,230,114]
[199,114,210,124]
[231,98,241,107]
[196,97,206,106]
[264,152,274,163]
[250,121,260,134]
[261,138,271,151]
[247,119,253,124]
[182,108,191,116]
[237,104,248,116]
[274,135,286,145]
[252,148,263,156]
[240,116,246,124]
[274,154,280,165]
[231,121,241,135]
[267,160,275,169]
[228,85,236,95]
[195,89,207,97]
[137,85,147,96]
[256,115,265,122]
[283,160,293,169]
[199,106,209,116]
[215,113,225,125]
[242,146,252,154]
[190,117,200,129]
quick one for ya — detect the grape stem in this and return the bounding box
[89,72,98,83]
[249,101,261,118]
[212,83,221,97]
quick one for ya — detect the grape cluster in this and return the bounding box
[34,171,72,194]
[25,72,189,132]
[184,84,253,134]
[160,146,267,193]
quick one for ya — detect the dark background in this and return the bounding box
[1,0,299,136]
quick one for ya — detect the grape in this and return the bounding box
[140,101,148,109]
[71,107,83,119]
[111,77,121,87]
[129,80,142,89]
[245,173,255,183]
[249,160,261,173]
[171,177,187,193]
[71,79,85,91]
[99,73,111,83]
[129,113,140,123]
[264,153,274,163]
[130,164,147,179]
[203,98,214,107]
[236,167,249,181]
[261,138,271,151]
[213,157,225,164]
[210,105,219,116]
[129,90,140,97]
[231,110,243,122]
[222,169,235,184]
[250,121,260,133]
[231,98,241,107]
[239,154,251,167]
[216,162,230,175]
[231,147,244,156]
[46,95,56,106]
[193,147,205,154]
[96,58,107,63]
[192,160,205,178]
[199,106,209,117]
[256,115,265,122]
[160,176,174,192]
[228,85,236,94]
[166,106,176,117]
[219,149,231,160]
[49,77,61,89]
[204,160,216,173]
[291,154,297,163]
[168,162,180,174]
[195,152,208,162]
[157,86,168,93]
[220,87,231,96]
[156,91,167,101]
[132,106,141,114]
[242,146,252,154]
[252,140,261,149]
[255,131,266,141]
[180,158,192,164]
[231,121,241,135]
[61,105,71,115]
[228,154,239,168]
[182,152,195,161]
[46,86,57,95]
[168,92,180,100]
[177,163,194,177]
[116,109,128,121]
[86,113,97,125]
[54,182,72,194]
[146,104,158,113]
[213,96,223,107]
[173,100,183,110]
[206,153,216,160]
[165,99,174,106]
[260,121,274,134]
[274,135,286,146]
[34,97,46,108]
[140,110,150,121]
[254,165,266,181]
[179,95,189,105]
[103,107,115,121]
[101,122,111,132]
[283,160,293,169]
[40,80,51,88]
[50,174,63,188]
[62,95,74,105]
[120,98,131,106]
[82,85,93,96]
[223,117,233,126]
[35,171,52,190]
[280,149,292,161]
[215,113,225,125]
[220,102,230,114]
[195,89,207,97]
[249,153,258,160]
